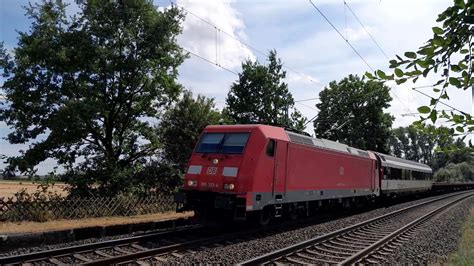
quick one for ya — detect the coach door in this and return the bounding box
[266,139,277,195]
[268,139,287,197]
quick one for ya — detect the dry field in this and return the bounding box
[0,180,68,198]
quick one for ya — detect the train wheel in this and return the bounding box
[290,210,298,220]
[289,204,298,220]
[259,207,272,226]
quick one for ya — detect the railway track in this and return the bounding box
[0,224,207,265]
[0,208,352,265]
[2,192,471,265]
[240,191,474,265]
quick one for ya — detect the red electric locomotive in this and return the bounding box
[175,124,432,224]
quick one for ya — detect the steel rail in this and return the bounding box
[83,211,352,265]
[239,191,472,265]
[0,224,204,264]
[83,232,239,265]
[340,192,473,265]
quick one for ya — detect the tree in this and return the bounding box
[159,90,221,172]
[132,161,183,195]
[224,50,307,130]
[434,162,474,182]
[0,1,186,196]
[314,75,393,153]
[368,0,473,138]
[388,125,437,165]
[389,124,473,169]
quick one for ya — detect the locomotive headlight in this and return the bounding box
[212,158,219,165]
[187,180,198,187]
[224,183,235,190]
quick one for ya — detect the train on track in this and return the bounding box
[174,124,469,224]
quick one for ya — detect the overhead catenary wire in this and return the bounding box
[178,1,469,125]
[296,101,319,112]
[308,0,374,72]
[182,47,238,76]
[344,1,389,60]
[343,0,468,116]
[309,0,440,116]
[175,2,323,86]
[413,88,469,115]
[343,1,427,107]
[178,1,429,125]
[295,97,320,102]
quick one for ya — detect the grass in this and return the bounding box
[448,207,474,265]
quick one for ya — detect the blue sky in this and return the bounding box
[0,0,471,174]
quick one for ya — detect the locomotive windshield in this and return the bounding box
[196,132,250,154]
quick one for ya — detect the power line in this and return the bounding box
[296,101,319,112]
[401,109,452,117]
[176,2,323,86]
[295,97,320,102]
[309,0,466,114]
[308,0,374,72]
[412,88,469,115]
[182,47,238,76]
[344,1,389,60]
[343,1,427,107]
[308,0,419,115]
[343,0,466,114]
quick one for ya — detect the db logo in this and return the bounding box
[207,167,217,175]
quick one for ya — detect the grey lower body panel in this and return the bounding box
[249,188,377,211]
[380,180,432,194]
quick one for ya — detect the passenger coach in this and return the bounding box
[375,153,433,195]
[175,124,433,224]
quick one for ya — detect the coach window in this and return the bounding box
[392,168,402,180]
[266,139,275,157]
[383,167,391,179]
[413,171,422,180]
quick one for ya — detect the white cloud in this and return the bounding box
[346,26,370,42]
[175,0,255,70]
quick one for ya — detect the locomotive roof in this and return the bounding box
[374,152,432,173]
[204,124,289,141]
[285,130,432,172]
[285,131,371,159]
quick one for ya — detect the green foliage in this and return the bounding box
[368,0,473,134]
[390,123,472,170]
[131,161,183,195]
[0,0,186,196]
[159,90,222,171]
[389,124,444,165]
[224,50,306,130]
[314,74,393,153]
[8,179,64,222]
[434,162,474,182]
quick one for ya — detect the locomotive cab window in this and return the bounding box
[266,139,275,157]
[196,133,225,153]
[221,133,250,154]
[195,132,250,154]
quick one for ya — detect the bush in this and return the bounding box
[434,162,474,182]
[61,160,182,197]
[1,181,64,222]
